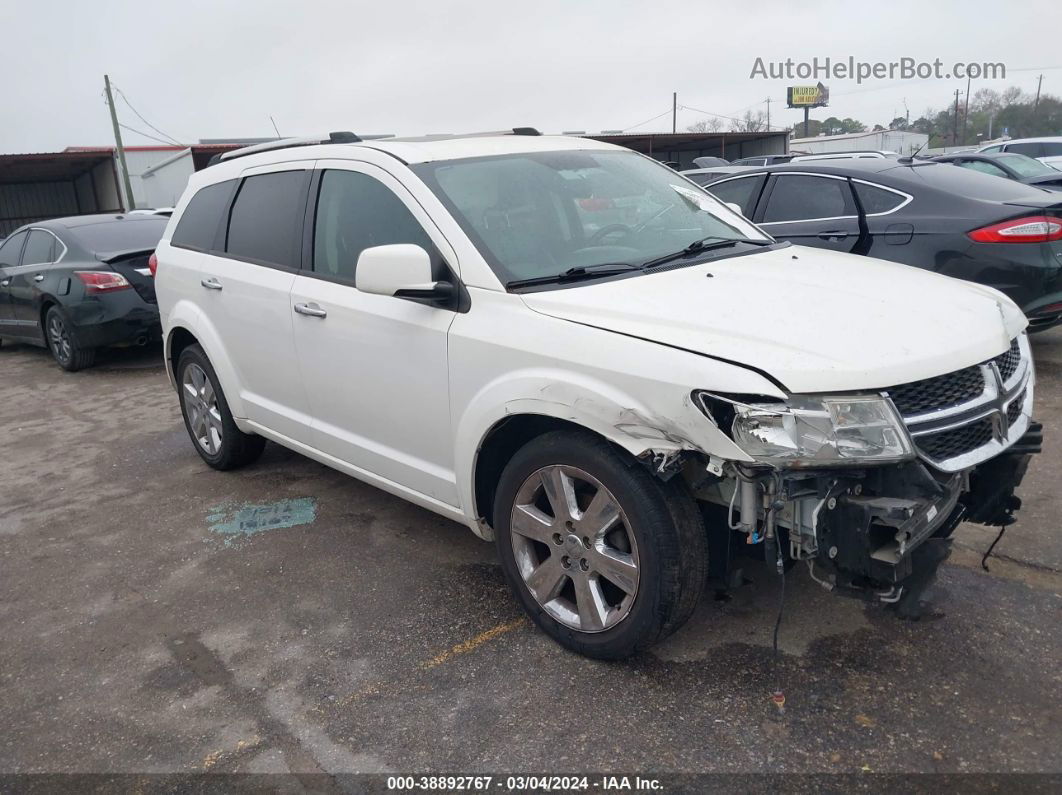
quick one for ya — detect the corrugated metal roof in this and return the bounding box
[0,151,114,184]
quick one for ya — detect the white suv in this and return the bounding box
[155,131,1040,659]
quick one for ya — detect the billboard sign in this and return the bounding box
[787,83,829,108]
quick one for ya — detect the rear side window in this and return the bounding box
[0,230,27,266]
[226,171,309,268]
[957,161,1009,179]
[762,175,854,222]
[853,182,908,214]
[1041,142,1062,157]
[172,181,236,251]
[706,175,766,218]
[1005,142,1044,158]
[22,230,56,265]
[312,170,434,282]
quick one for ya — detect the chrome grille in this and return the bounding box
[997,338,1021,382]
[888,365,984,416]
[917,418,995,462]
[888,336,1031,472]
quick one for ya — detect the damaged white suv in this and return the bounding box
[155,131,1041,659]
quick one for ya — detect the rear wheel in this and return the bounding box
[177,344,265,470]
[493,430,706,660]
[45,306,95,371]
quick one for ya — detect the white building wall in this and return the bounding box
[140,151,196,209]
[789,130,928,156]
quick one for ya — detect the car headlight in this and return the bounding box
[696,393,914,466]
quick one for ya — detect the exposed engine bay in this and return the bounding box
[684,334,1042,616]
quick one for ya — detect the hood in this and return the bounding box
[520,245,1027,393]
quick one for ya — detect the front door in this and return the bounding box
[290,161,459,506]
[0,231,28,336]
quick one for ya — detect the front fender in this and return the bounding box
[453,367,754,534]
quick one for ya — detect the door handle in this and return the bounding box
[294,302,327,318]
[817,230,849,241]
[200,278,223,291]
[0,279,9,287]
[34,274,45,282]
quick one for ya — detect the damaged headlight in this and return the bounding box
[696,393,914,466]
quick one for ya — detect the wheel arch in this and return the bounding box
[163,300,246,419]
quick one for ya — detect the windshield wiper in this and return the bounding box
[642,236,774,269]
[506,262,639,289]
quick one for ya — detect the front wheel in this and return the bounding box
[493,430,707,660]
[177,344,265,470]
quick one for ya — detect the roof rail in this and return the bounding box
[215,132,362,165]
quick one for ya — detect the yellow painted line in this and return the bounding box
[421,617,525,669]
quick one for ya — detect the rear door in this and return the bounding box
[0,230,28,335]
[171,164,315,443]
[756,173,861,251]
[8,229,61,332]
[290,160,459,505]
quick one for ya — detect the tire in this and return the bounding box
[45,306,96,372]
[176,343,265,470]
[493,430,707,660]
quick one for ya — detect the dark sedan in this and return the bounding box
[701,159,1062,330]
[0,214,165,370]
[931,151,1062,191]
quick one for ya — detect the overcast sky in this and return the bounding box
[2,0,1059,152]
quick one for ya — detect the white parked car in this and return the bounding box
[977,137,1062,169]
[154,131,1040,659]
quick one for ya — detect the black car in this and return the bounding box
[702,159,1062,330]
[0,214,166,370]
[931,151,1062,191]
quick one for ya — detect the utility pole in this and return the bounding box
[961,75,971,145]
[104,75,135,212]
[765,96,771,131]
[952,89,960,146]
[1034,74,1043,111]
[672,92,677,134]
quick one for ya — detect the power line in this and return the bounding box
[112,85,184,146]
[620,108,671,133]
[118,123,182,147]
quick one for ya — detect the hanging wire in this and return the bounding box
[112,85,184,146]
[118,123,181,147]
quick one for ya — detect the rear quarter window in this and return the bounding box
[172,180,236,251]
[853,182,909,214]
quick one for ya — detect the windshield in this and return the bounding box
[997,154,1059,178]
[413,150,770,286]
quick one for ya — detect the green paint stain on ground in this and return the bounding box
[207,498,317,547]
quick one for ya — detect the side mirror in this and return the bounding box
[724,202,744,217]
[355,244,454,305]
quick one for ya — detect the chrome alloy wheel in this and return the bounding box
[182,363,223,455]
[47,314,72,364]
[510,465,640,633]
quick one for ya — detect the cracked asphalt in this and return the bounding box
[0,330,1059,779]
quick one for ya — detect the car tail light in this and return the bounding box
[968,216,1062,243]
[1034,302,1062,316]
[74,271,133,294]
[148,252,158,278]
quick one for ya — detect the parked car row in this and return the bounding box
[694,156,1062,330]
